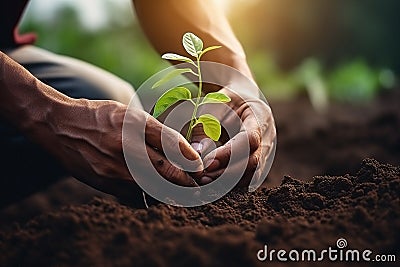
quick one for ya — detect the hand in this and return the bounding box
[32,99,203,201]
[191,88,276,188]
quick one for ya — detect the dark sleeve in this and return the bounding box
[0,0,29,48]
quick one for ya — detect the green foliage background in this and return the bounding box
[20,3,168,90]
[20,0,398,106]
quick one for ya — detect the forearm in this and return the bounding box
[0,51,77,144]
[133,0,255,86]
[0,52,144,199]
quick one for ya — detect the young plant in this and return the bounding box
[152,32,230,142]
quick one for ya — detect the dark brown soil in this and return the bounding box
[0,159,399,266]
[0,89,399,266]
[268,89,400,186]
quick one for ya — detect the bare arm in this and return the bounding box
[133,0,254,87]
[0,51,72,137]
[133,0,276,188]
[0,51,202,199]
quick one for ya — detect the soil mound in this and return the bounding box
[1,159,398,266]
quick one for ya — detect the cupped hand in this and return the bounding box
[190,88,276,188]
[44,99,203,201]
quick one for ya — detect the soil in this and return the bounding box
[0,89,399,266]
[268,89,400,187]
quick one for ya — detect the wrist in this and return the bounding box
[201,56,259,99]
[201,48,254,80]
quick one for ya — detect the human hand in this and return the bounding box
[33,99,203,201]
[191,88,276,189]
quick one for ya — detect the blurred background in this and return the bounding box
[20,0,399,109]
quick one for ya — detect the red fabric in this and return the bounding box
[13,26,37,46]
[0,1,31,48]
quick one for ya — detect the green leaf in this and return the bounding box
[153,87,192,118]
[195,114,221,141]
[152,68,197,89]
[182,32,203,57]
[199,45,222,58]
[161,53,196,66]
[200,92,231,105]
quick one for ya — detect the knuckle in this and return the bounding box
[162,163,184,183]
[219,143,231,160]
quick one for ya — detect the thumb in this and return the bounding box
[145,116,204,173]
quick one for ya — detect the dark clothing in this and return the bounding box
[0,1,29,48]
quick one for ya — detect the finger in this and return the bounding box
[205,149,260,178]
[205,128,275,189]
[145,116,203,173]
[145,116,197,160]
[198,176,213,185]
[234,151,261,188]
[202,127,260,172]
[201,151,261,187]
[146,144,199,187]
[202,104,261,172]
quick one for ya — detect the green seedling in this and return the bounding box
[152,32,230,142]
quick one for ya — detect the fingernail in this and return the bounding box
[191,142,203,154]
[200,176,213,185]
